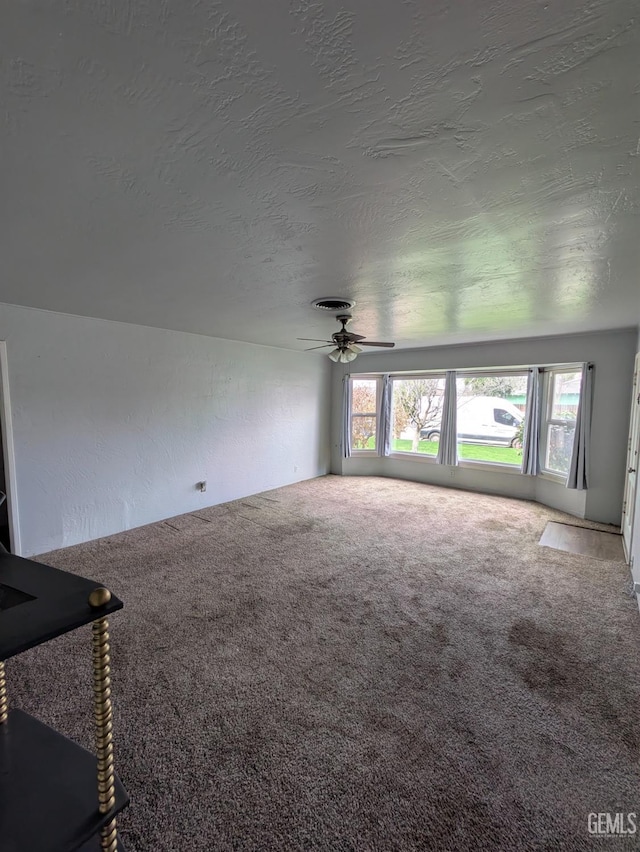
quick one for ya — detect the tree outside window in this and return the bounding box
[351,379,378,450]
[392,378,445,453]
[462,375,528,420]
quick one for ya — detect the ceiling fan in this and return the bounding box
[298,314,395,363]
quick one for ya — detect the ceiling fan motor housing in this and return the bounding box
[302,307,394,360]
[332,314,354,343]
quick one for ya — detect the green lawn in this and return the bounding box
[356,438,521,465]
[457,443,521,465]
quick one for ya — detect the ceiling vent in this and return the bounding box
[311,297,356,312]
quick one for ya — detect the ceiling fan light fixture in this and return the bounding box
[307,312,395,362]
[328,347,359,363]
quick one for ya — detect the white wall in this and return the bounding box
[330,328,638,526]
[0,303,331,556]
[632,329,640,597]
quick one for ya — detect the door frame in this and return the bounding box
[622,352,640,563]
[0,341,21,555]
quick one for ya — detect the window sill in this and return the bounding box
[457,459,522,475]
[389,451,438,463]
[350,453,569,485]
[388,453,521,475]
[538,469,568,485]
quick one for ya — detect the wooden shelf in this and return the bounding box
[0,710,129,852]
[0,551,123,660]
[0,550,129,851]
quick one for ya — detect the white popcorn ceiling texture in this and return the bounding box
[1,0,639,350]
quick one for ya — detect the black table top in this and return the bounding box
[0,551,123,660]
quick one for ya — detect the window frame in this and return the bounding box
[539,365,582,479]
[451,368,529,470]
[349,375,381,456]
[347,363,585,480]
[388,372,446,459]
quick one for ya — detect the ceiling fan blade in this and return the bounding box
[304,344,332,351]
[359,341,395,347]
[345,332,366,342]
[297,337,332,343]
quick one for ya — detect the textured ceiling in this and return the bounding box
[1,0,639,351]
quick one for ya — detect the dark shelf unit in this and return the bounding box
[0,550,129,852]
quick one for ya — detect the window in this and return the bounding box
[346,363,587,477]
[494,408,519,427]
[350,378,378,452]
[390,376,445,456]
[455,372,528,465]
[541,369,582,475]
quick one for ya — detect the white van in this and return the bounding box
[420,396,524,447]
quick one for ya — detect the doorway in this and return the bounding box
[0,417,9,550]
[0,341,19,554]
[622,352,640,562]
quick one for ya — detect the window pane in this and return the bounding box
[351,415,376,450]
[391,377,444,455]
[551,372,582,420]
[545,423,576,474]
[542,370,581,474]
[351,380,377,414]
[351,380,377,450]
[456,374,528,465]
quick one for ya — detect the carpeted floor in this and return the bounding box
[8,475,640,851]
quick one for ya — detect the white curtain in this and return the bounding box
[341,374,352,459]
[566,363,593,490]
[437,371,458,466]
[378,375,392,457]
[521,367,542,476]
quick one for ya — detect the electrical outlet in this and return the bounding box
[633,581,640,596]
[197,481,207,492]
[449,468,456,479]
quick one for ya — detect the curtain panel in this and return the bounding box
[341,374,352,459]
[437,371,458,466]
[378,375,392,457]
[566,363,593,490]
[521,367,542,476]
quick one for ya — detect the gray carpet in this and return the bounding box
[7,475,640,851]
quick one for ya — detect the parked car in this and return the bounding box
[420,396,524,448]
